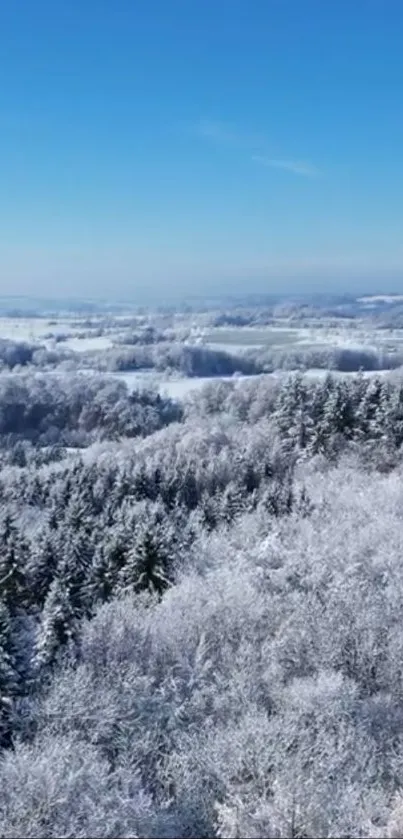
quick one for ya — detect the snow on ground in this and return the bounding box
[0,318,56,342]
[203,342,266,353]
[0,317,104,345]
[200,324,395,354]
[357,295,403,304]
[60,336,113,352]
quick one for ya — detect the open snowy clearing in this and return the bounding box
[60,336,114,352]
[357,295,403,304]
[0,317,104,345]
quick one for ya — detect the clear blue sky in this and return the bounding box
[1,0,403,300]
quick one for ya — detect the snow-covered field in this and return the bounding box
[203,342,266,353]
[199,324,396,355]
[0,317,114,352]
[357,295,403,304]
[61,336,113,352]
[0,318,58,342]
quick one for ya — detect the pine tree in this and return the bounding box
[221,483,247,523]
[56,530,94,613]
[275,374,312,453]
[119,525,172,596]
[318,379,353,457]
[306,374,334,456]
[0,516,29,612]
[354,376,383,444]
[28,534,58,608]
[84,544,115,607]
[34,578,77,670]
[0,603,18,749]
[179,467,199,510]
[388,383,403,448]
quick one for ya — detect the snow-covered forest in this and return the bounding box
[2,297,403,836]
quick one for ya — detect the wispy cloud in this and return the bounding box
[252,154,320,177]
[194,119,265,150]
[196,119,240,145]
[192,118,320,177]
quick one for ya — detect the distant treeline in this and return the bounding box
[1,335,403,378]
[90,342,403,376]
[245,344,403,373]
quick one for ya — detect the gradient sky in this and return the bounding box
[1,0,403,300]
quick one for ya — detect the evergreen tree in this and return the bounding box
[0,517,29,612]
[84,544,116,607]
[221,483,247,523]
[0,603,18,749]
[275,374,313,452]
[34,578,77,670]
[119,525,172,596]
[387,383,403,448]
[28,534,59,608]
[56,530,94,613]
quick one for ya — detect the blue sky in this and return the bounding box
[1,0,403,299]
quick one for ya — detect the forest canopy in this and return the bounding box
[0,368,403,836]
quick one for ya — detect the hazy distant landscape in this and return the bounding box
[1,291,403,400]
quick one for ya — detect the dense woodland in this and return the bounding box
[1,368,403,835]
